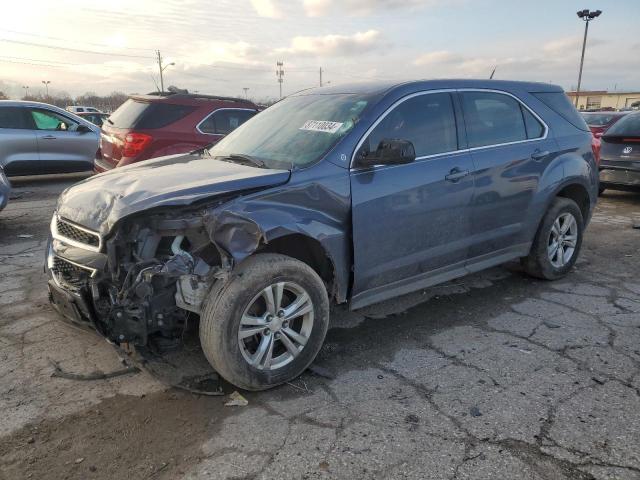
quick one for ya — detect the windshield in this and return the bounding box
[208,93,371,169]
[605,113,640,137]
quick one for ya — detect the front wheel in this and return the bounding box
[199,253,330,391]
[522,197,584,280]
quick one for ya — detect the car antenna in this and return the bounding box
[489,66,497,79]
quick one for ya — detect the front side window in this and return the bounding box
[209,93,372,169]
[0,107,30,129]
[358,92,458,158]
[29,109,79,131]
[199,109,256,135]
[461,91,530,148]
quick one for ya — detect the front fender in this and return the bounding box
[203,172,352,303]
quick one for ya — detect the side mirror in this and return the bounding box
[356,138,416,167]
[76,124,92,133]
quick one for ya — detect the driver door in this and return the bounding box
[349,91,476,308]
[27,108,98,173]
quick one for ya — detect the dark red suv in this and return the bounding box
[96,93,258,171]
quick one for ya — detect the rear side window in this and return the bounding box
[604,113,640,137]
[533,92,590,131]
[0,107,30,129]
[198,109,256,135]
[107,99,196,129]
[461,91,528,147]
[362,92,458,157]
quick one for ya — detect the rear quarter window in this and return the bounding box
[107,99,196,129]
[198,109,256,135]
[533,92,590,131]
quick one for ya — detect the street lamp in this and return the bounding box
[574,9,602,108]
[243,87,249,99]
[22,85,29,98]
[156,49,175,93]
[42,80,51,97]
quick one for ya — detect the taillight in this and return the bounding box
[591,135,601,167]
[123,132,153,157]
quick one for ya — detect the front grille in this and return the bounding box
[50,256,93,290]
[55,217,100,248]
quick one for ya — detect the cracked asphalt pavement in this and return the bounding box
[1,174,639,480]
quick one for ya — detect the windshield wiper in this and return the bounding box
[220,153,266,168]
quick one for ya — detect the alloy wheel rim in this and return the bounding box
[238,281,314,371]
[548,212,578,268]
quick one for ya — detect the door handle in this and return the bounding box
[41,135,57,140]
[445,168,470,182]
[531,149,550,161]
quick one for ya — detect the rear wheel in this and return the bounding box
[199,253,329,390]
[522,197,584,280]
[598,185,606,196]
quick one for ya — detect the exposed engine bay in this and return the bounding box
[48,206,232,346]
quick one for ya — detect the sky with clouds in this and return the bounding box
[1,0,638,101]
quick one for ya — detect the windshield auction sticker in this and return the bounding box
[300,120,344,134]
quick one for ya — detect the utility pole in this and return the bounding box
[319,67,323,87]
[276,61,284,99]
[22,85,29,98]
[574,9,602,108]
[243,87,249,99]
[156,50,175,94]
[41,80,50,97]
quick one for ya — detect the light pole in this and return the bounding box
[156,50,174,93]
[22,85,29,98]
[243,87,249,99]
[42,80,51,97]
[276,61,284,99]
[574,9,602,108]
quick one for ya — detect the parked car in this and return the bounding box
[581,111,628,138]
[77,112,110,127]
[599,112,640,193]
[96,93,258,171]
[0,165,10,211]
[46,79,597,390]
[66,106,103,114]
[0,101,100,176]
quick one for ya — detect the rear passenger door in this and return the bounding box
[459,90,555,264]
[0,106,39,176]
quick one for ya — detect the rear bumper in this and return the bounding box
[600,167,640,188]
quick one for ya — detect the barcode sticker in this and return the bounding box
[300,120,344,134]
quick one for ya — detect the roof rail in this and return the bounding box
[141,91,254,104]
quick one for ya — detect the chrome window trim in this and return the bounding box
[349,88,549,169]
[195,108,257,136]
[51,213,103,253]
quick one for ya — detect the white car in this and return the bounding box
[66,106,103,114]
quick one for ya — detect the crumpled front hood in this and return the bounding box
[56,153,290,234]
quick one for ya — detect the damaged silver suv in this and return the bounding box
[47,80,598,390]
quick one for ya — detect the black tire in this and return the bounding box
[199,253,329,391]
[598,185,606,196]
[522,197,584,280]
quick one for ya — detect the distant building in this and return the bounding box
[566,90,640,111]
